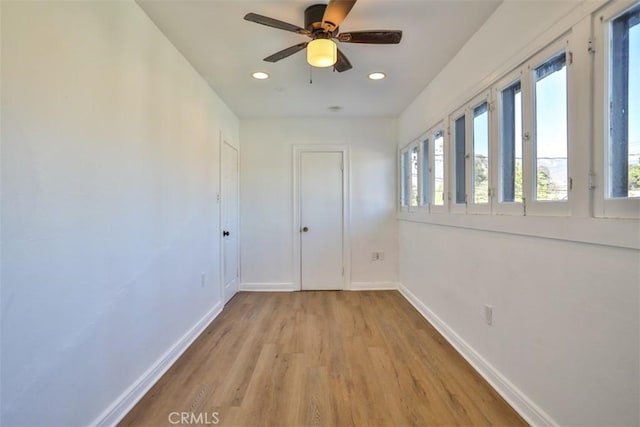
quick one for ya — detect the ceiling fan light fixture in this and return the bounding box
[251,71,270,80]
[307,39,337,68]
[368,72,386,80]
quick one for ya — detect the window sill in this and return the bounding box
[396,211,639,250]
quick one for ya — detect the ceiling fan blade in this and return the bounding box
[244,13,310,36]
[338,30,402,44]
[334,49,353,72]
[263,42,309,63]
[322,0,357,32]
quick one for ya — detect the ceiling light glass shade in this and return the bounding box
[307,39,337,68]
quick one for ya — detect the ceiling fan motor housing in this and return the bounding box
[305,4,336,35]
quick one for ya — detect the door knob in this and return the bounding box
[223,230,230,237]
[301,226,309,233]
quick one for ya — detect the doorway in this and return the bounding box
[221,138,239,304]
[293,146,350,291]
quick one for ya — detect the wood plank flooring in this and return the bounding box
[120,291,526,426]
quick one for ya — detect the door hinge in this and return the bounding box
[588,173,596,190]
[489,102,495,112]
[569,177,573,191]
[587,39,595,55]
[568,51,574,65]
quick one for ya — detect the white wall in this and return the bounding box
[397,1,639,426]
[1,1,239,426]
[240,118,397,290]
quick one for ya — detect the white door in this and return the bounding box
[300,151,344,290]
[222,142,239,303]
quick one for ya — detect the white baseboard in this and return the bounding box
[92,302,224,427]
[349,282,399,291]
[398,284,556,427]
[239,282,297,292]
[239,282,400,292]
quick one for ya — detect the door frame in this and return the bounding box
[219,131,240,304]
[293,145,351,291]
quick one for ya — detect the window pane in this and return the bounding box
[411,145,418,207]
[454,116,466,204]
[473,103,489,204]
[535,53,568,201]
[401,150,410,206]
[500,81,523,203]
[420,138,429,205]
[434,130,445,205]
[610,5,640,198]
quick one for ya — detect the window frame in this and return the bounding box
[594,0,640,218]
[493,69,526,215]
[524,38,571,216]
[449,106,468,214]
[428,122,448,213]
[467,90,493,214]
[399,141,420,212]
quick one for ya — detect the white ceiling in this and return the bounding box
[137,0,502,118]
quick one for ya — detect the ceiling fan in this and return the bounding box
[244,0,402,72]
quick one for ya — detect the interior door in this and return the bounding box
[300,151,344,290]
[222,142,239,303]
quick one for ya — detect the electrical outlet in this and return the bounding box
[371,252,378,261]
[377,252,384,261]
[201,273,206,287]
[484,305,493,326]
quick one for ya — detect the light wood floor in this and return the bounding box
[120,291,526,426]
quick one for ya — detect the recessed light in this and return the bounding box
[252,71,269,80]
[368,72,386,80]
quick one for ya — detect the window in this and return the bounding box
[433,130,445,206]
[400,149,411,207]
[402,125,446,213]
[420,137,430,206]
[534,52,568,202]
[410,145,419,207]
[609,4,640,199]
[594,2,640,218]
[499,80,523,204]
[400,143,419,209]
[453,114,466,207]
[472,102,490,204]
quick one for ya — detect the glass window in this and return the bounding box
[433,130,445,206]
[454,116,466,204]
[534,52,568,201]
[610,4,640,198]
[410,145,419,207]
[420,138,430,206]
[472,103,489,204]
[401,150,410,207]
[500,81,523,203]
